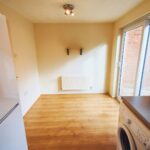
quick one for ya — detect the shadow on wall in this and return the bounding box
[35,23,113,94]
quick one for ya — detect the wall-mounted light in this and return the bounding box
[63,4,75,16]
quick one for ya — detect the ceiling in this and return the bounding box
[1,0,143,23]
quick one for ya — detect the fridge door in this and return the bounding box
[0,100,18,124]
[0,105,28,150]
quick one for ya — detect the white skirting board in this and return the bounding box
[61,76,90,91]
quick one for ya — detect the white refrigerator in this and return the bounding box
[0,14,28,150]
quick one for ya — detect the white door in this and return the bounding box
[0,14,18,99]
[0,14,28,150]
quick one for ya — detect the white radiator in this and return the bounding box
[61,76,90,91]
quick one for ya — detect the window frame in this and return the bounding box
[117,17,150,98]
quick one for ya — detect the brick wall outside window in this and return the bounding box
[120,27,143,95]
[120,26,150,96]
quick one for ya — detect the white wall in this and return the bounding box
[0,3,40,115]
[34,23,113,94]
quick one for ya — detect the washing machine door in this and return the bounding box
[118,124,136,150]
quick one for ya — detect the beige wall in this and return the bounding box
[0,0,148,102]
[0,3,40,115]
[34,23,113,94]
[110,0,150,97]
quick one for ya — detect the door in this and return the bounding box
[0,14,28,150]
[0,14,18,99]
[118,19,150,97]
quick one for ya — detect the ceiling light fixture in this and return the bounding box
[63,4,75,16]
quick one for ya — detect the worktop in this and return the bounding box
[122,96,150,129]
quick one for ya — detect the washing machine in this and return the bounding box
[117,102,150,150]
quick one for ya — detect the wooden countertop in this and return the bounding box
[122,96,150,129]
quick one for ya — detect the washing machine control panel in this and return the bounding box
[120,104,150,150]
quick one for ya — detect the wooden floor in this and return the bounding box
[24,94,119,150]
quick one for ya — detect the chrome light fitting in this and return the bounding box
[63,4,75,16]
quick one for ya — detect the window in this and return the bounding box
[118,16,150,96]
[140,35,150,95]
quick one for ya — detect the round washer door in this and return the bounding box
[117,123,136,150]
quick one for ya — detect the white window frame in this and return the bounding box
[117,18,150,99]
